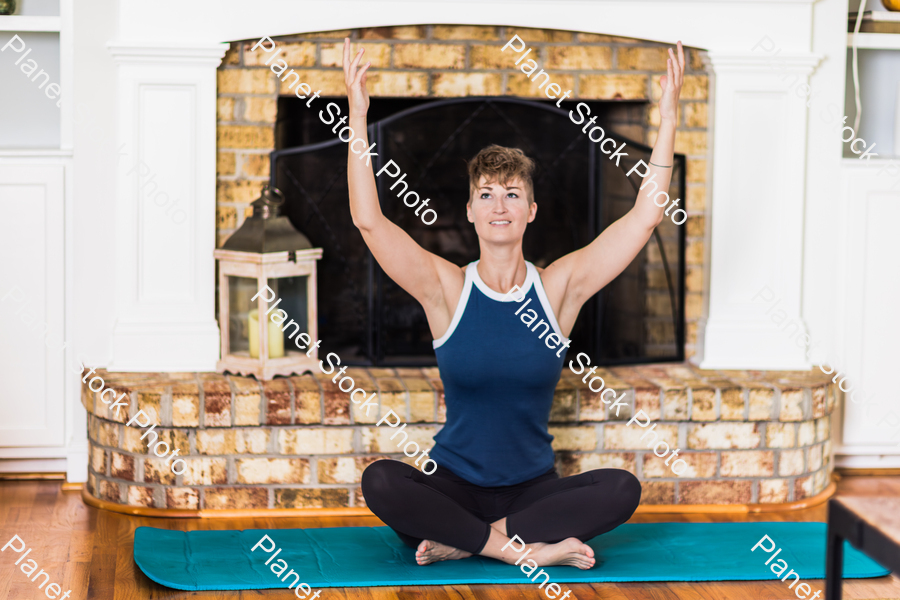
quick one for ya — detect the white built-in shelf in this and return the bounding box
[0,15,61,32]
[848,32,900,50]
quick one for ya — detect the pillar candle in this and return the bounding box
[248,308,285,359]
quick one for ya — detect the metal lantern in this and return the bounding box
[214,186,322,380]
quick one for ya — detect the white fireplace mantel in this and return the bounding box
[104,0,844,372]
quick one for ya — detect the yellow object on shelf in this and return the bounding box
[884,0,900,11]
[248,308,285,359]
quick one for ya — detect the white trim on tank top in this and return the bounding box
[432,260,567,349]
[526,262,567,342]
[432,263,478,349]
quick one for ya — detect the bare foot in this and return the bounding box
[528,538,595,570]
[415,539,473,565]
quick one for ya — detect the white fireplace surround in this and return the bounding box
[26,0,888,480]
[106,0,842,373]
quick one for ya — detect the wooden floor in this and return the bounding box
[1,476,898,600]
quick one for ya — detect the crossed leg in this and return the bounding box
[360,460,641,569]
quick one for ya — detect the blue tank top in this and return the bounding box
[430,261,569,487]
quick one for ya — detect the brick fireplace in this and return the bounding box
[215,25,708,360]
[82,24,839,513]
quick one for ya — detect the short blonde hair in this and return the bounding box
[467,145,535,203]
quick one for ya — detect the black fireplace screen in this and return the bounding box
[271,97,685,367]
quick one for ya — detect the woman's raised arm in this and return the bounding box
[342,39,462,333]
[544,41,685,334]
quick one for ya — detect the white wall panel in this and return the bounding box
[136,85,195,305]
[836,165,900,458]
[0,165,65,447]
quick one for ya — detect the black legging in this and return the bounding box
[361,459,641,555]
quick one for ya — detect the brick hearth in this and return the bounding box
[83,364,836,511]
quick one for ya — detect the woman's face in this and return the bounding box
[467,176,537,244]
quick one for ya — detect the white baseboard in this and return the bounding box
[0,451,85,480]
[66,449,88,482]
[0,446,67,458]
[0,458,68,473]
[835,453,900,469]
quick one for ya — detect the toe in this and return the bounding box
[576,557,594,569]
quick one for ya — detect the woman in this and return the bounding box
[343,38,685,569]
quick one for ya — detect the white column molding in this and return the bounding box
[107,42,227,371]
[696,51,822,370]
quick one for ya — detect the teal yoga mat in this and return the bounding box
[134,522,890,590]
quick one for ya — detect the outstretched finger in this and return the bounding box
[667,48,679,90]
[676,40,685,85]
[666,55,675,93]
[348,47,366,82]
[353,61,371,88]
[343,38,351,78]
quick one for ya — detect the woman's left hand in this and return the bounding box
[658,41,685,124]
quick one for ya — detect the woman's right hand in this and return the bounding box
[343,38,371,119]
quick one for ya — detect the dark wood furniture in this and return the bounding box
[826,496,900,599]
